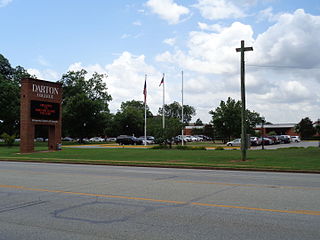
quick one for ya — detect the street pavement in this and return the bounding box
[0,162,319,239]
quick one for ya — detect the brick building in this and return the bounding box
[254,123,297,136]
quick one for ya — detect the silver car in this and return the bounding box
[226,138,241,147]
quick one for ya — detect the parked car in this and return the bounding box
[250,137,261,146]
[183,135,192,142]
[266,136,280,144]
[226,138,241,147]
[260,137,274,145]
[116,135,143,145]
[290,136,301,142]
[173,136,186,144]
[202,135,212,141]
[279,135,291,143]
[106,137,116,142]
[176,135,191,142]
[89,137,105,142]
[139,136,155,144]
[194,135,204,141]
[62,137,73,141]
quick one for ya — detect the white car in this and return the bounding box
[89,137,105,142]
[189,136,198,142]
[226,138,241,147]
[290,136,301,142]
[183,135,192,142]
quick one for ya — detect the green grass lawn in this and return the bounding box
[0,144,319,172]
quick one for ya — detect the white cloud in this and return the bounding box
[282,81,310,100]
[27,68,59,82]
[146,0,190,24]
[68,62,106,74]
[253,9,320,68]
[163,37,176,46]
[133,20,142,26]
[156,22,254,74]
[67,52,164,115]
[27,9,320,124]
[256,7,277,22]
[193,0,245,20]
[37,56,51,67]
[121,33,130,39]
[121,33,143,39]
[198,22,225,32]
[0,0,12,7]
[155,9,320,123]
[105,52,161,112]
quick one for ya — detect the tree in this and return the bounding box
[0,54,32,135]
[295,117,316,139]
[110,100,152,137]
[158,101,196,124]
[194,118,203,126]
[59,70,112,140]
[120,100,152,118]
[147,116,182,144]
[209,97,262,141]
[315,120,320,135]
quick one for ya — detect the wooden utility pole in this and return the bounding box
[236,40,253,161]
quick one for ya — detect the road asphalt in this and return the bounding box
[0,162,319,239]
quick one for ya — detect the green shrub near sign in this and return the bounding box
[0,133,15,146]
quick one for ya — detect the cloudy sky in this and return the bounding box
[1,0,320,124]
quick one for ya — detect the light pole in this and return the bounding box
[181,71,184,146]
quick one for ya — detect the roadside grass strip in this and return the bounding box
[0,146,320,172]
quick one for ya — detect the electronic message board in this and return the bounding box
[30,100,60,120]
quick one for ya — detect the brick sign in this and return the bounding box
[20,78,62,153]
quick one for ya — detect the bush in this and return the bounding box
[215,146,225,150]
[176,145,206,150]
[151,145,171,150]
[151,145,206,150]
[276,147,304,150]
[1,133,15,146]
[302,136,320,140]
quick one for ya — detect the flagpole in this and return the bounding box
[144,74,147,146]
[181,70,184,146]
[162,73,165,129]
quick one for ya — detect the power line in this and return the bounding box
[247,64,320,69]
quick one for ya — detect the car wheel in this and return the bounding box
[227,143,232,146]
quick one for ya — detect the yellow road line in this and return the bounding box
[191,202,320,216]
[0,168,318,191]
[0,184,319,216]
[175,180,320,190]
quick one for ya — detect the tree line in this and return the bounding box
[1,53,319,142]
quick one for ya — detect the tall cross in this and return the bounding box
[236,40,253,161]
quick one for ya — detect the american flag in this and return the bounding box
[143,79,147,103]
[159,76,164,86]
